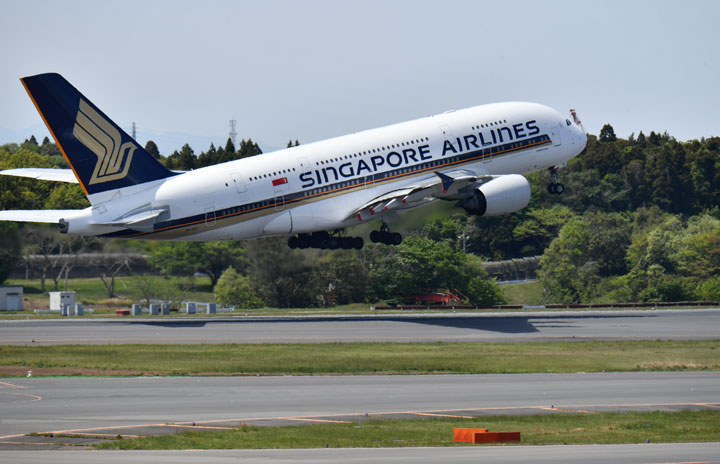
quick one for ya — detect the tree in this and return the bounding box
[144,140,161,159]
[92,254,132,298]
[312,250,369,306]
[165,144,196,170]
[224,137,236,156]
[44,184,90,209]
[0,223,20,284]
[126,275,179,306]
[244,237,315,308]
[539,212,631,303]
[369,236,470,300]
[39,136,61,158]
[599,124,617,142]
[465,274,506,306]
[213,267,264,308]
[149,242,245,287]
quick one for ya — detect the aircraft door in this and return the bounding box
[275,195,285,211]
[228,172,247,194]
[205,206,216,227]
[550,123,563,147]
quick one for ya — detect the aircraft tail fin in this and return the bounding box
[20,73,176,198]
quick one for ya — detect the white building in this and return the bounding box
[49,291,76,311]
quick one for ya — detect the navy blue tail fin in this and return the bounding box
[21,73,176,196]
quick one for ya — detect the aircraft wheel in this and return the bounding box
[297,234,310,249]
[370,230,381,243]
[391,232,403,246]
[554,183,565,194]
[547,183,557,194]
[287,236,298,249]
[328,237,340,250]
[353,237,364,250]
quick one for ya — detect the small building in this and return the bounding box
[49,291,76,311]
[0,286,23,311]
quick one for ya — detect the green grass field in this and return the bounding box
[1,340,717,376]
[501,281,543,305]
[97,410,720,449]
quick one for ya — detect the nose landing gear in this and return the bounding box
[547,167,565,195]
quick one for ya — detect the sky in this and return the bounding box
[1,0,718,155]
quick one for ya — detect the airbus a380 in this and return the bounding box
[0,73,586,249]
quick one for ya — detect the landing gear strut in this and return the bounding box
[288,231,364,250]
[370,223,403,246]
[547,167,565,195]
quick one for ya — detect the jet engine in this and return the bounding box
[458,174,531,217]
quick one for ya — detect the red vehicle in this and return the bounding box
[413,289,468,305]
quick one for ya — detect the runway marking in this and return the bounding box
[536,406,591,413]
[166,424,237,430]
[0,440,84,446]
[411,412,474,419]
[0,391,43,404]
[697,403,720,409]
[277,417,353,424]
[0,381,27,389]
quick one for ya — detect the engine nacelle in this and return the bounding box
[458,174,531,217]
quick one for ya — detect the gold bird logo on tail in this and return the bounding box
[72,99,136,185]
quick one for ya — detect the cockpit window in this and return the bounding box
[566,119,572,126]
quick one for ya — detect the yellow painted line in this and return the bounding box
[697,403,720,409]
[278,417,352,424]
[0,433,31,440]
[0,391,43,404]
[0,440,80,446]
[166,424,237,430]
[0,381,27,389]
[536,406,590,413]
[411,412,474,419]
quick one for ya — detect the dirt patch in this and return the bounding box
[0,365,169,377]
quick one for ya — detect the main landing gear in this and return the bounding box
[547,166,565,195]
[287,231,364,250]
[370,223,403,246]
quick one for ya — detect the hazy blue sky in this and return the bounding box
[1,0,718,155]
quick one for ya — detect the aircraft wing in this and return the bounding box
[0,209,80,224]
[351,169,489,221]
[0,168,78,183]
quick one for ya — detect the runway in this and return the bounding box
[1,308,719,345]
[1,372,718,440]
[3,443,720,464]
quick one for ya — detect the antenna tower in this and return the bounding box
[229,119,237,145]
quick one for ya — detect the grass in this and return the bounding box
[97,410,720,449]
[501,281,544,305]
[1,340,718,376]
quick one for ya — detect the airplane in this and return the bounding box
[0,73,586,250]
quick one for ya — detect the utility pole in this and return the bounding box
[229,119,237,146]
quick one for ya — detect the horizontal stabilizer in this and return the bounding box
[96,206,168,232]
[0,168,78,183]
[0,209,80,224]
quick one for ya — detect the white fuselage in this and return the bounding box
[63,102,586,240]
